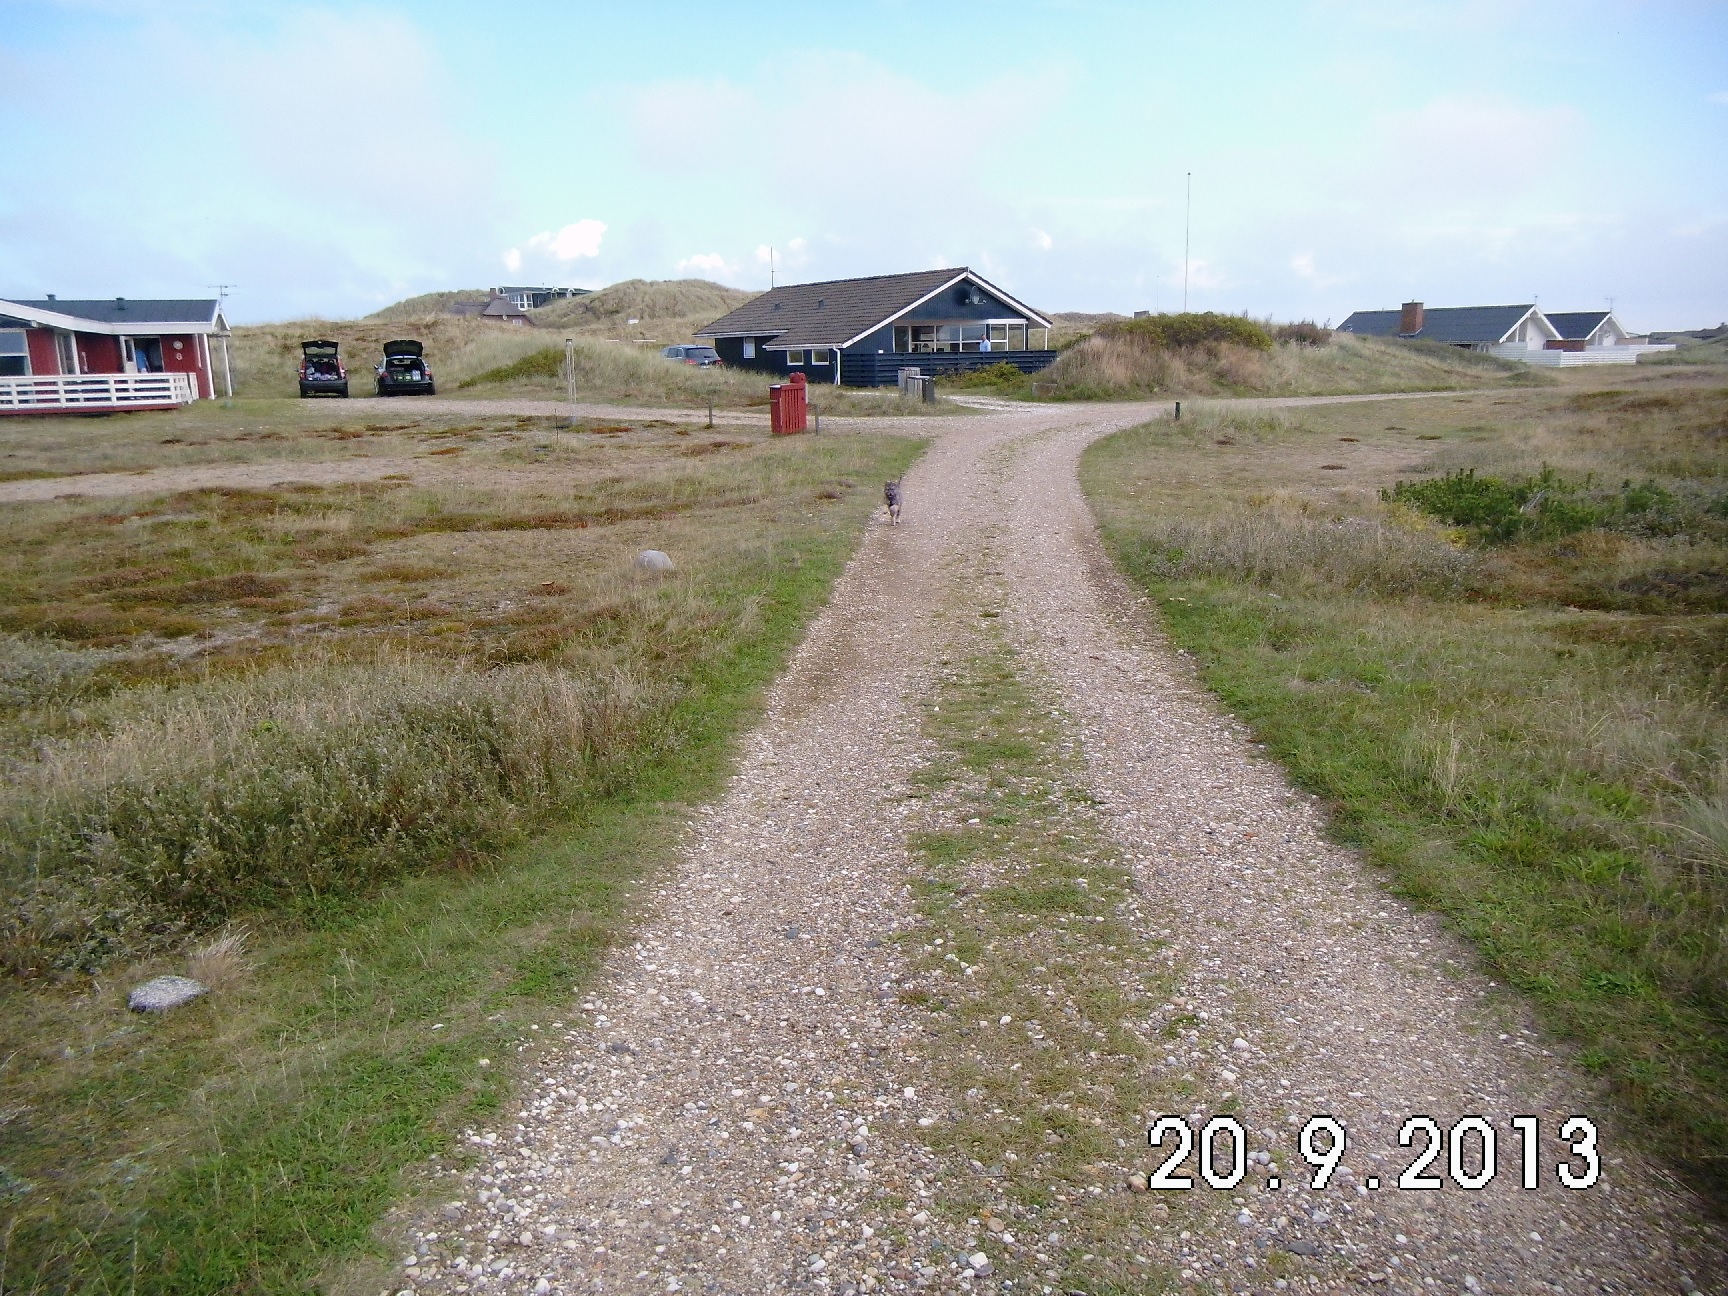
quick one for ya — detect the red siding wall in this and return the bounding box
[76,333,122,374]
[161,334,211,398]
[25,329,59,375]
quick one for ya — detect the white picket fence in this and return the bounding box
[0,371,200,412]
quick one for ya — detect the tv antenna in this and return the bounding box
[1182,173,1192,313]
[769,247,776,290]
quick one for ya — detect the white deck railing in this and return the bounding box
[1490,344,1677,367]
[0,371,200,412]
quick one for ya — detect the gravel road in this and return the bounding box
[379,398,1725,1296]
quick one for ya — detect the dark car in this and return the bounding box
[375,339,435,396]
[298,339,348,397]
[661,344,722,367]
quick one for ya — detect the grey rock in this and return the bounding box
[635,549,675,572]
[128,975,207,1013]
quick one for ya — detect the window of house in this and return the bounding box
[936,324,987,352]
[0,330,27,377]
[55,331,75,374]
[742,339,756,359]
[786,350,805,365]
[811,348,832,365]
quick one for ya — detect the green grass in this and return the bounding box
[1079,374,1728,1207]
[0,420,924,1292]
[897,629,1225,1293]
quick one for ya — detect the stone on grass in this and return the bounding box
[635,549,676,573]
[128,975,207,1013]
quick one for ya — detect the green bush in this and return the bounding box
[1384,467,1707,546]
[459,346,564,388]
[1275,321,1332,347]
[945,361,1029,389]
[1102,312,1274,352]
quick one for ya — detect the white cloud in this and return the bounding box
[1289,252,1344,288]
[525,220,608,261]
[1034,229,1054,251]
[677,252,730,276]
[502,247,522,273]
[1709,91,1728,105]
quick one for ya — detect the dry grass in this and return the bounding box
[1037,330,1537,399]
[0,410,922,973]
[365,289,491,321]
[528,277,757,340]
[186,927,251,991]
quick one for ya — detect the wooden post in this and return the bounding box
[1174,400,1181,421]
[707,400,713,429]
[565,338,577,427]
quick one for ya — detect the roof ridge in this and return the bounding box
[760,267,966,292]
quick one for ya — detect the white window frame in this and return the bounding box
[786,349,806,365]
[811,348,831,365]
[55,330,76,374]
[742,338,756,359]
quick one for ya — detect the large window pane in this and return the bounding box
[0,330,26,377]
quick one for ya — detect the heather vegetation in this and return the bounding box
[0,405,921,1290]
[1081,370,1728,1202]
[952,314,1536,400]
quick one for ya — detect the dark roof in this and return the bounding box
[1337,304,1534,345]
[1545,311,1611,340]
[696,267,1050,349]
[10,298,220,326]
[482,296,530,318]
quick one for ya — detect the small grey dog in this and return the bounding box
[884,478,903,524]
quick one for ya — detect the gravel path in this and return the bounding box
[379,399,1725,1296]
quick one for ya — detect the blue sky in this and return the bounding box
[5,0,1726,328]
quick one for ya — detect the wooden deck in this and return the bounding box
[0,371,201,414]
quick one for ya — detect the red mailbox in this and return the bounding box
[770,371,808,435]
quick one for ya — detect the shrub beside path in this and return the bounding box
[359,397,1725,1295]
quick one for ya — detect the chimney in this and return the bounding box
[1400,301,1424,335]
[115,296,126,311]
[45,293,55,302]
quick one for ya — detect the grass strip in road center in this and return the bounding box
[898,634,1233,1292]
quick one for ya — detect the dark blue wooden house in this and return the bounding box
[696,267,1056,387]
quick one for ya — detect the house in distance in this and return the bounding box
[1337,301,1673,365]
[697,267,1056,387]
[0,295,229,414]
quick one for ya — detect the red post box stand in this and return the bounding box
[770,371,809,435]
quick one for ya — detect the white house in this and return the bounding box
[1337,301,1674,366]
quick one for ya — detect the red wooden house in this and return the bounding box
[0,296,230,414]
